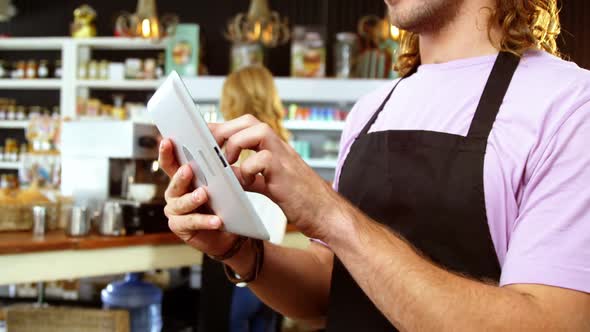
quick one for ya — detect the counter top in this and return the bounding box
[0,226,308,285]
[0,231,182,255]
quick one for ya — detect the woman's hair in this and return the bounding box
[395,0,561,77]
[220,66,290,142]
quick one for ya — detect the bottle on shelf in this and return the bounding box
[15,106,27,121]
[155,53,165,79]
[54,60,63,79]
[38,60,49,79]
[0,60,6,78]
[6,105,16,121]
[13,61,25,79]
[25,60,38,79]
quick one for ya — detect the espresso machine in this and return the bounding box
[61,121,170,234]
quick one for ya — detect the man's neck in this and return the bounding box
[419,1,501,64]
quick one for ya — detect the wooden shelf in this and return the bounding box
[0,121,28,129]
[0,79,62,90]
[0,230,309,285]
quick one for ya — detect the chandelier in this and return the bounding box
[225,0,290,48]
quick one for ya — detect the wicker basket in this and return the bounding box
[0,202,29,231]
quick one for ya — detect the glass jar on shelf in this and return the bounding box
[38,60,49,79]
[6,105,16,121]
[78,61,88,79]
[25,60,38,79]
[99,60,109,80]
[13,61,26,79]
[88,60,98,80]
[334,32,359,79]
[54,60,62,78]
[0,60,6,78]
[16,106,26,121]
[28,106,42,120]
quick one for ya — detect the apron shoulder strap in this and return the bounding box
[358,78,404,137]
[467,52,521,139]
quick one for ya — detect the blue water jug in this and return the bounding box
[101,273,163,332]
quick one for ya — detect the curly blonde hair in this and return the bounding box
[220,66,290,142]
[395,0,561,77]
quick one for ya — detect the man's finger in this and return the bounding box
[164,165,193,200]
[225,123,281,164]
[231,166,268,194]
[239,150,273,187]
[210,114,260,147]
[159,139,180,178]
[165,187,208,216]
[168,213,223,234]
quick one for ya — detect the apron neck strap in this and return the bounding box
[467,51,520,139]
[358,78,404,136]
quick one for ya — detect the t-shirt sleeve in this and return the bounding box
[332,101,363,192]
[500,101,590,293]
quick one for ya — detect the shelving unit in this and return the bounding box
[0,121,28,129]
[1,37,388,176]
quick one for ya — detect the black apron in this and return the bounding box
[326,52,520,331]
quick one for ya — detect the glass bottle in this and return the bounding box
[334,33,359,79]
[54,60,63,78]
[26,60,38,79]
[38,60,49,78]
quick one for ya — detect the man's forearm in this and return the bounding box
[226,241,333,321]
[324,200,585,331]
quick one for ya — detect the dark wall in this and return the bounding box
[1,0,588,74]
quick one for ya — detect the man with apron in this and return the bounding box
[160,0,590,330]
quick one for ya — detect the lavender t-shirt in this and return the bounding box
[333,50,590,293]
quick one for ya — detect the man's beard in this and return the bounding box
[388,0,464,33]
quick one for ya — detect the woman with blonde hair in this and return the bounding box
[220,65,289,145]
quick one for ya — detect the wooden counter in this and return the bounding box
[0,231,182,255]
[0,227,308,285]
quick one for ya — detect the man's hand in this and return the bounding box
[209,114,344,240]
[159,139,240,257]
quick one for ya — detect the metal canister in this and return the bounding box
[32,206,47,237]
[66,206,91,237]
[100,201,125,236]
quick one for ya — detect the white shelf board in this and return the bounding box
[183,76,390,103]
[73,37,168,50]
[275,77,389,103]
[284,120,345,131]
[0,161,21,170]
[0,79,62,90]
[304,158,338,169]
[0,37,67,50]
[76,79,163,90]
[0,121,28,129]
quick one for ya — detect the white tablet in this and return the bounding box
[148,71,286,242]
